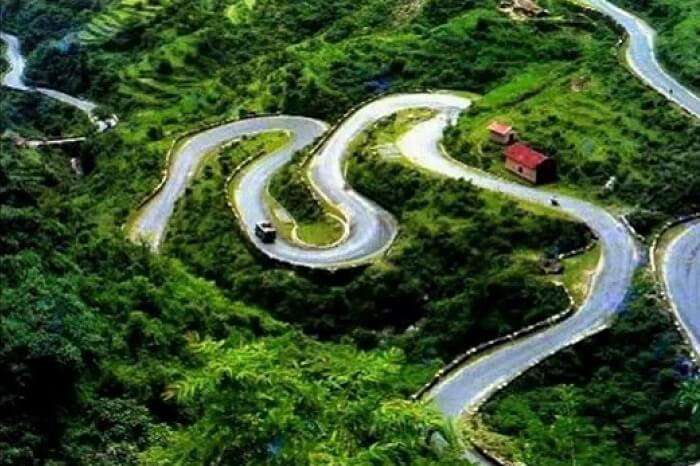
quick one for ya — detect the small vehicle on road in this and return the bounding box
[255,221,277,243]
[550,197,560,207]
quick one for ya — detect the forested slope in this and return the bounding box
[1,0,698,464]
[0,123,467,463]
[480,274,700,465]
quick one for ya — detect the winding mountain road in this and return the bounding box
[662,221,700,359]
[583,0,700,431]
[130,90,639,412]
[398,111,638,414]
[584,0,700,118]
[126,0,697,428]
[1,32,114,130]
[130,116,329,249]
[127,1,699,460]
[3,0,699,463]
[126,92,641,466]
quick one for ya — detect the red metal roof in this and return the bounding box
[504,143,548,169]
[488,121,513,136]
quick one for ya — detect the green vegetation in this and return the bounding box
[443,57,700,222]
[1,0,109,95]
[225,0,256,25]
[364,108,438,146]
[558,244,600,304]
[1,0,107,47]
[0,120,468,464]
[479,273,700,465]
[267,145,346,247]
[6,0,689,233]
[268,145,327,224]
[78,0,171,47]
[184,129,344,247]
[0,89,94,138]
[7,0,608,122]
[294,217,345,245]
[166,111,588,362]
[0,42,7,75]
[1,1,608,460]
[268,108,437,246]
[653,221,696,278]
[140,337,467,464]
[3,0,699,463]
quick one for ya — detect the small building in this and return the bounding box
[503,143,555,184]
[487,121,516,145]
[513,0,548,16]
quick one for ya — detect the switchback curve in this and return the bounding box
[1,32,116,131]
[130,115,329,250]
[397,111,638,414]
[129,91,640,417]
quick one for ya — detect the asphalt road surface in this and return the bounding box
[1,32,29,90]
[235,93,468,268]
[131,116,328,249]
[397,110,639,414]
[1,32,99,117]
[662,221,700,359]
[585,0,700,118]
[130,91,638,431]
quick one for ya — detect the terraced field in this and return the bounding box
[78,0,168,46]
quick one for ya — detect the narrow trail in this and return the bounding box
[3,0,699,464]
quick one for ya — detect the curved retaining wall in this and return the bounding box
[412,284,577,401]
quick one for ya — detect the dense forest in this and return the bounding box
[1,0,698,464]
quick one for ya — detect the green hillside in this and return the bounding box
[1,0,698,464]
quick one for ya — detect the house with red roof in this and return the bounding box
[503,143,555,184]
[487,121,516,144]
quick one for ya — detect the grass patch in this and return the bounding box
[296,216,345,245]
[443,55,700,215]
[557,243,601,305]
[652,220,700,279]
[225,0,256,24]
[221,129,345,248]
